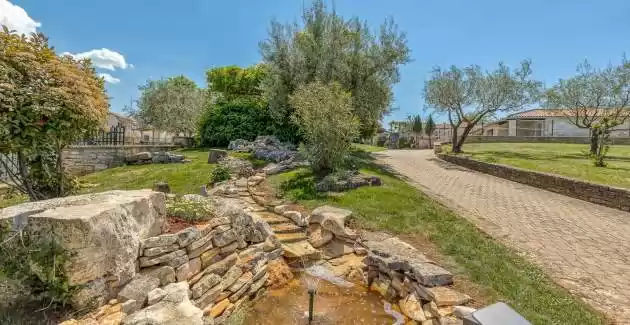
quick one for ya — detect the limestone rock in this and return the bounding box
[266,259,293,289]
[248,273,269,295]
[399,294,426,321]
[220,241,239,254]
[307,224,333,248]
[210,298,231,318]
[212,229,237,247]
[123,282,204,325]
[423,301,456,318]
[177,227,200,247]
[220,265,244,290]
[148,288,166,305]
[321,238,355,259]
[121,299,138,314]
[192,273,222,299]
[263,235,280,252]
[436,317,464,325]
[139,249,187,268]
[176,258,202,282]
[227,271,253,293]
[194,284,224,310]
[309,205,357,239]
[144,244,179,257]
[200,248,221,267]
[204,253,238,276]
[0,190,166,308]
[117,274,160,311]
[188,236,215,259]
[421,286,471,307]
[144,234,178,248]
[208,149,227,164]
[140,265,176,286]
[283,211,307,227]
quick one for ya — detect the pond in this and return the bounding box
[244,275,403,325]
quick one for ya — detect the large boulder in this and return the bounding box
[0,190,166,308]
[218,157,255,178]
[309,205,357,239]
[207,149,227,164]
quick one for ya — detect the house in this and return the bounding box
[503,109,630,137]
[103,112,180,144]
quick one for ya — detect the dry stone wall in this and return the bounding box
[63,145,178,176]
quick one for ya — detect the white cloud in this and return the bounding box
[63,48,130,71]
[98,73,121,84]
[0,0,41,35]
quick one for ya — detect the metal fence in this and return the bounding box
[75,124,126,146]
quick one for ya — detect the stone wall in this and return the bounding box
[438,153,630,212]
[465,135,630,145]
[62,145,178,176]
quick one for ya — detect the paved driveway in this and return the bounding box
[376,149,630,323]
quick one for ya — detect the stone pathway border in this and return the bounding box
[376,149,630,323]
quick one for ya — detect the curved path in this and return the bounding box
[375,149,630,323]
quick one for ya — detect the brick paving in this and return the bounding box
[376,149,630,323]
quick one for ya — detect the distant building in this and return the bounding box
[103,112,181,144]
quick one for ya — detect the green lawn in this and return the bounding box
[0,148,255,208]
[267,150,607,325]
[352,143,386,152]
[456,143,630,188]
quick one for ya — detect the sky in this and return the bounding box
[2,0,629,124]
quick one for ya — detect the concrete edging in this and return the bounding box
[437,153,630,212]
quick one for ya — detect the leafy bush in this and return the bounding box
[167,200,215,222]
[210,165,231,185]
[289,82,359,173]
[198,99,276,147]
[0,223,78,309]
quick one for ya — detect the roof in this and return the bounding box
[507,108,630,120]
[108,111,136,123]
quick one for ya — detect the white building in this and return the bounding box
[503,109,630,137]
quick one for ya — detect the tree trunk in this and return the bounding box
[590,130,599,155]
[428,134,432,149]
[451,127,460,153]
[453,125,475,153]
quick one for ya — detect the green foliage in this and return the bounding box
[0,28,109,201]
[425,114,437,148]
[409,115,423,134]
[129,75,204,136]
[546,57,630,156]
[167,199,216,222]
[198,99,275,147]
[209,165,231,185]
[207,65,265,101]
[260,0,410,140]
[424,60,542,152]
[290,81,359,173]
[0,223,78,308]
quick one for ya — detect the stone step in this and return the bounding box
[272,223,304,234]
[275,232,308,243]
[282,241,322,261]
[256,212,293,225]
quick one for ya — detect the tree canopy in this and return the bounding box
[424,60,542,152]
[131,75,204,136]
[260,0,410,142]
[206,65,265,101]
[546,57,630,160]
[0,28,109,199]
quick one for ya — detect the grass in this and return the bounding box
[456,142,630,188]
[352,143,386,152]
[267,149,607,325]
[0,148,263,208]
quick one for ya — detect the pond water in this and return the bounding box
[244,276,403,325]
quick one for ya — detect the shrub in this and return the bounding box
[210,165,231,185]
[167,200,215,222]
[289,81,359,173]
[0,223,78,309]
[198,99,275,147]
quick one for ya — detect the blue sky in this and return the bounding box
[4,0,629,124]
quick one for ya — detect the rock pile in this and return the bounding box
[218,156,255,178]
[228,136,297,163]
[314,170,382,192]
[127,151,189,165]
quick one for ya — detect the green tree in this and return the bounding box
[130,76,204,136]
[260,0,410,142]
[0,28,109,200]
[409,115,423,147]
[424,60,541,153]
[289,81,359,173]
[198,99,274,147]
[206,65,265,101]
[546,58,630,163]
[424,114,437,148]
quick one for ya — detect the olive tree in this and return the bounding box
[0,28,109,200]
[546,58,630,165]
[130,76,204,136]
[424,60,542,153]
[289,81,359,173]
[260,0,410,142]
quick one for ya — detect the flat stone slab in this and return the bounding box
[364,236,453,287]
